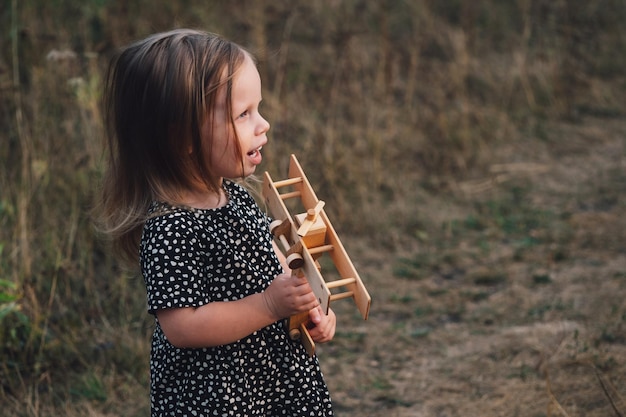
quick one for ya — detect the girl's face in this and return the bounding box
[205,54,270,181]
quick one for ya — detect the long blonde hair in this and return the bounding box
[95,29,248,266]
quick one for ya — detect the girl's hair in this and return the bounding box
[96,29,248,266]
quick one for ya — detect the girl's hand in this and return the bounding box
[262,273,319,321]
[307,306,336,343]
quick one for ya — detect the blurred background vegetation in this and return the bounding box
[1,0,625,415]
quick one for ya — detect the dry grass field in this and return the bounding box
[319,116,626,416]
[1,1,625,416]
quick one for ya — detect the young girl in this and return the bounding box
[98,29,336,416]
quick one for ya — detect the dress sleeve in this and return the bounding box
[140,211,210,314]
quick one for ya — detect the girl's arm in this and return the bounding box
[157,271,319,348]
[159,237,335,348]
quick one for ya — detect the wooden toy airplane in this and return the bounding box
[263,154,371,356]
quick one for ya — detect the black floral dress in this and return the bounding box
[140,180,333,417]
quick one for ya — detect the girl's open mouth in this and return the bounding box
[247,146,263,165]
[247,146,262,157]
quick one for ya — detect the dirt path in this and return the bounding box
[319,117,626,417]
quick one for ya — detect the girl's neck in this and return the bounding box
[178,182,228,210]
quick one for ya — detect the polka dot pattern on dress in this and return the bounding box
[140,180,333,416]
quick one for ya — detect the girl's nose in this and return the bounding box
[257,114,270,136]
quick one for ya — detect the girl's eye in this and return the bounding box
[238,110,249,119]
